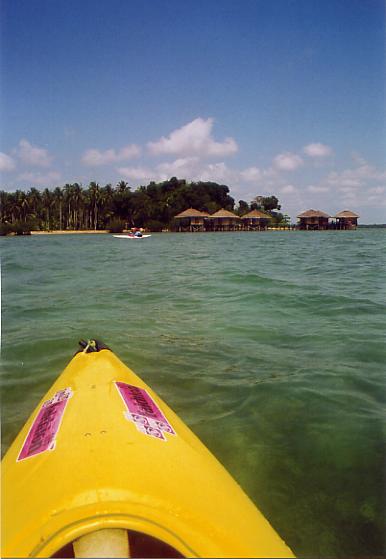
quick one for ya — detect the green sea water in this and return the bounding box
[1,230,385,557]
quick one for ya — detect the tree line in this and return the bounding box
[0,177,283,234]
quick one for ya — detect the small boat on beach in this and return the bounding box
[1,341,294,558]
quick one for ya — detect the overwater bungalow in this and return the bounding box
[297,209,330,230]
[334,210,359,229]
[207,208,241,231]
[241,209,272,231]
[173,208,210,232]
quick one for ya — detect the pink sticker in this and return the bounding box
[17,388,73,461]
[115,382,175,440]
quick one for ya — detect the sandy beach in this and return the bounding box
[31,230,110,235]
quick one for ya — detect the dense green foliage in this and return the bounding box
[251,195,281,212]
[358,224,386,228]
[0,221,32,236]
[0,177,283,232]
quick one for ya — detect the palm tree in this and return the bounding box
[72,183,83,229]
[15,190,30,222]
[42,188,54,230]
[63,184,73,229]
[116,180,129,193]
[88,182,101,230]
[8,193,19,223]
[114,181,133,226]
[0,191,6,222]
[131,190,152,228]
[51,187,63,230]
[100,184,114,227]
[0,191,13,223]
[27,188,42,224]
[82,188,92,229]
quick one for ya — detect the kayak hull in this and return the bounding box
[1,349,294,558]
[113,234,151,239]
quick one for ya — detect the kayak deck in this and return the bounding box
[1,345,294,558]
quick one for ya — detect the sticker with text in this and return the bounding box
[115,382,175,441]
[17,388,73,461]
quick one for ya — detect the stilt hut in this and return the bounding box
[297,209,330,230]
[334,210,359,229]
[241,209,272,231]
[208,209,241,231]
[173,208,210,232]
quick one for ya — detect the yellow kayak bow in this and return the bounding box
[1,342,294,558]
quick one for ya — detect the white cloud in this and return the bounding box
[147,117,238,158]
[196,162,234,183]
[0,152,16,172]
[117,158,236,186]
[240,166,263,182]
[117,166,157,182]
[156,157,200,179]
[303,143,333,158]
[329,175,362,188]
[366,186,386,205]
[18,171,61,186]
[274,152,304,171]
[158,158,234,184]
[82,144,140,166]
[351,152,367,166]
[327,160,386,190]
[17,139,52,167]
[307,185,330,193]
[301,157,386,215]
[369,186,386,195]
[280,184,297,194]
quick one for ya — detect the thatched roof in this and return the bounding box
[174,208,210,218]
[241,209,272,220]
[209,208,241,219]
[297,209,331,218]
[334,210,359,218]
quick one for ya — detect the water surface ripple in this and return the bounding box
[1,230,385,556]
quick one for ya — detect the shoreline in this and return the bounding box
[30,228,294,235]
[31,230,111,235]
[19,227,361,236]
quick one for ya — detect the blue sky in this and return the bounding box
[1,0,385,222]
